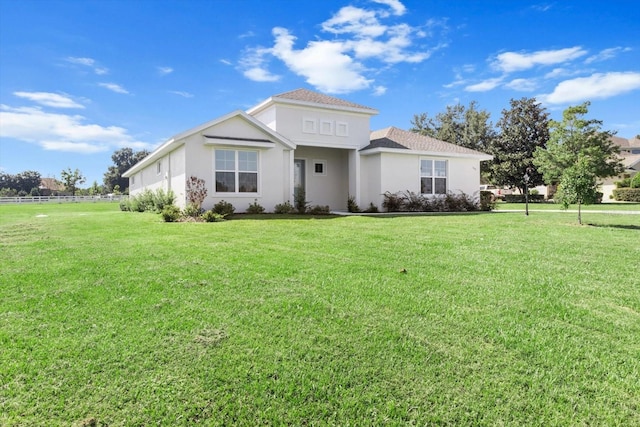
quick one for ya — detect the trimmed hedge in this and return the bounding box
[612,188,640,202]
[503,194,546,203]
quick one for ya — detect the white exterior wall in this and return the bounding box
[294,146,349,210]
[360,153,382,209]
[447,157,482,197]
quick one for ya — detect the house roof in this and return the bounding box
[39,178,65,191]
[611,135,640,148]
[622,154,640,171]
[123,110,296,178]
[362,126,492,160]
[247,88,378,116]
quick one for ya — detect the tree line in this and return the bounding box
[411,98,624,222]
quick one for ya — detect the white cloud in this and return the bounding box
[98,83,130,94]
[504,78,538,92]
[585,46,632,64]
[271,27,372,93]
[157,66,174,75]
[168,91,194,98]
[0,105,152,154]
[66,56,109,75]
[13,91,84,109]
[220,59,232,66]
[492,46,587,73]
[372,86,387,96]
[239,0,440,93]
[540,72,640,104]
[371,0,406,15]
[465,77,504,92]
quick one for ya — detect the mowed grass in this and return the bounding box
[1,203,639,426]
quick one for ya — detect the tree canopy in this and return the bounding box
[60,168,86,196]
[533,102,623,223]
[490,98,549,193]
[103,148,150,193]
[0,170,42,194]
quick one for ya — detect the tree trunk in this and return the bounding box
[578,200,582,225]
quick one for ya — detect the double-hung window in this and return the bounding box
[420,159,447,195]
[215,149,258,193]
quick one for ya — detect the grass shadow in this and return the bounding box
[587,223,640,231]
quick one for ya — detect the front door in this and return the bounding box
[294,159,305,196]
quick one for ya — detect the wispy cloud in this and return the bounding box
[66,56,109,75]
[220,59,232,66]
[465,77,504,92]
[168,90,194,98]
[157,66,174,75]
[539,71,640,104]
[98,83,130,94]
[13,91,84,109]
[0,105,152,154]
[239,0,446,94]
[504,78,538,92]
[492,46,587,73]
[372,86,387,96]
[585,46,632,64]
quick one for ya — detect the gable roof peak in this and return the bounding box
[248,88,378,116]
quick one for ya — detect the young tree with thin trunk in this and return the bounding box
[60,168,86,196]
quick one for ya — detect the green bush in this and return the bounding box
[294,187,310,214]
[612,188,640,202]
[308,205,331,215]
[382,191,482,212]
[480,191,496,211]
[246,200,265,214]
[631,174,640,188]
[161,205,181,222]
[183,203,204,218]
[201,210,226,222]
[382,191,404,212]
[347,195,360,213]
[152,189,176,212]
[274,201,295,214]
[363,202,379,213]
[119,198,131,211]
[504,194,545,203]
[213,200,235,217]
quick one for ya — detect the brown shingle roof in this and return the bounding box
[273,88,377,112]
[363,126,490,157]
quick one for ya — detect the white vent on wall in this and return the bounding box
[320,120,333,135]
[303,118,317,134]
[336,121,349,137]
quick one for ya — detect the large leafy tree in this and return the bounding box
[533,102,623,223]
[103,148,150,193]
[60,168,86,196]
[490,98,549,193]
[0,170,42,194]
[410,101,495,153]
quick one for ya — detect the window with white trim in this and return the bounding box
[313,160,326,175]
[420,159,447,195]
[156,161,162,175]
[215,149,258,193]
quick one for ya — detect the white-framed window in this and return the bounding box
[313,160,326,176]
[156,161,162,175]
[336,121,349,137]
[420,159,447,195]
[303,118,317,134]
[320,120,333,135]
[131,175,135,185]
[215,149,258,193]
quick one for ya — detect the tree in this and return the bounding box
[60,168,86,196]
[0,170,42,194]
[490,98,549,193]
[533,102,624,224]
[410,101,495,153]
[103,148,150,193]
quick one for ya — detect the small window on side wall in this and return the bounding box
[156,161,162,175]
[313,160,326,176]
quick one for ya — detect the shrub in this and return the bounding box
[202,210,226,222]
[183,203,204,218]
[480,191,496,211]
[30,187,40,196]
[347,195,360,213]
[631,174,640,188]
[246,200,265,214]
[0,188,17,197]
[18,190,28,197]
[161,205,181,222]
[274,201,295,214]
[294,187,310,214]
[612,188,640,202]
[186,176,207,211]
[504,194,545,203]
[153,189,176,212]
[401,190,426,212]
[213,200,235,217]
[119,198,131,211]
[308,205,331,215]
[382,191,404,212]
[363,202,379,213]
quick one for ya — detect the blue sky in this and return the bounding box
[1,0,639,186]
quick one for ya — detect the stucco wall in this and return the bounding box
[294,146,349,210]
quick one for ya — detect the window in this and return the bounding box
[420,159,447,195]
[131,175,135,185]
[156,161,162,175]
[215,149,258,193]
[313,160,326,175]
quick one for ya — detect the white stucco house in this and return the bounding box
[123,89,491,212]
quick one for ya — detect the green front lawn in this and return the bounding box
[1,203,639,425]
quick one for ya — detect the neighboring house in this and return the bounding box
[598,136,640,201]
[124,89,491,212]
[39,178,65,196]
